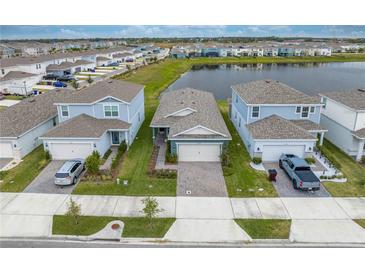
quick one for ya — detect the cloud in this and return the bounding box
[59,28,88,38]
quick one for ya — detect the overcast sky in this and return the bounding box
[1,25,364,40]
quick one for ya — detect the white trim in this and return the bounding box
[172,125,228,138]
[300,106,310,119]
[252,138,317,142]
[127,105,130,122]
[103,103,120,118]
[175,142,223,156]
[319,94,365,113]
[54,95,131,106]
[170,138,231,141]
[164,107,197,118]
[61,105,69,118]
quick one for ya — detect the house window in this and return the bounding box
[310,106,315,113]
[238,117,241,128]
[104,105,119,117]
[138,112,141,122]
[322,98,327,109]
[61,106,69,117]
[296,106,301,114]
[52,117,57,126]
[301,106,309,118]
[234,111,237,120]
[1,69,5,75]
[251,106,260,118]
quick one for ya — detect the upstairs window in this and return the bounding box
[238,117,241,127]
[310,106,315,113]
[104,105,119,117]
[1,69,5,75]
[301,106,309,118]
[61,106,69,117]
[296,106,301,113]
[322,98,327,109]
[251,106,260,118]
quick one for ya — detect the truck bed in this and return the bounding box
[295,170,320,183]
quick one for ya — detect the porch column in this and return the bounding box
[319,132,325,146]
[356,139,365,162]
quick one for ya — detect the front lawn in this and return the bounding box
[354,219,365,229]
[4,95,25,100]
[321,140,365,197]
[218,101,278,197]
[53,215,175,238]
[235,219,291,239]
[0,146,50,192]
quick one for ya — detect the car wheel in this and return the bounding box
[72,177,77,185]
[292,179,298,190]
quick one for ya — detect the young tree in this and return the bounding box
[66,198,81,225]
[87,75,93,84]
[141,197,163,228]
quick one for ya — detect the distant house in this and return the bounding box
[41,80,145,159]
[0,90,71,159]
[320,90,365,161]
[170,48,186,59]
[150,88,231,162]
[0,45,16,58]
[231,80,326,162]
[0,71,43,95]
[278,47,295,57]
[96,56,112,67]
[46,60,95,76]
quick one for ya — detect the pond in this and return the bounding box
[166,62,365,99]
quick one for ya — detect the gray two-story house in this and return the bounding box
[41,80,144,160]
[231,80,327,162]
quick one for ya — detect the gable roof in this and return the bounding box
[232,80,320,105]
[41,114,130,139]
[320,90,365,111]
[0,89,74,138]
[150,88,231,140]
[353,128,365,139]
[55,79,144,104]
[247,115,317,140]
[0,71,38,82]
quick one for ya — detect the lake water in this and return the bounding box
[166,62,365,99]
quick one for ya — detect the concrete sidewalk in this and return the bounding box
[1,193,365,243]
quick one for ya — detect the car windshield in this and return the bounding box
[295,166,310,171]
[55,173,69,178]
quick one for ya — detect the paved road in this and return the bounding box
[264,163,331,197]
[23,161,81,194]
[177,162,228,197]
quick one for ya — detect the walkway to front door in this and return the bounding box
[177,162,228,197]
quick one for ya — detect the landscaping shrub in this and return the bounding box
[165,153,177,164]
[102,149,112,160]
[111,141,127,170]
[153,169,177,179]
[221,146,230,167]
[87,75,93,84]
[44,150,52,161]
[85,151,101,175]
[305,157,316,165]
[252,157,262,165]
[317,146,342,169]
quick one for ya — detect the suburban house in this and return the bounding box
[46,60,95,76]
[0,71,43,95]
[231,80,327,162]
[40,80,145,160]
[320,89,365,161]
[0,90,73,160]
[150,88,231,162]
[96,56,112,67]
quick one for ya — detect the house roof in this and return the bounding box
[96,56,111,61]
[0,71,38,82]
[290,119,327,132]
[0,89,74,138]
[46,60,94,71]
[320,90,365,111]
[55,79,144,104]
[42,114,130,139]
[150,88,231,140]
[247,115,317,140]
[232,80,320,105]
[353,128,365,139]
[113,52,132,58]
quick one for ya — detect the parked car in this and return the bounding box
[107,62,119,67]
[279,154,320,191]
[53,81,67,88]
[43,74,58,80]
[87,68,96,72]
[54,159,85,186]
[57,75,75,82]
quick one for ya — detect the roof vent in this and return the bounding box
[358,88,365,92]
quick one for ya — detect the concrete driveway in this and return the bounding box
[0,158,12,169]
[24,161,81,194]
[177,162,228,197]
[264,163,331,197]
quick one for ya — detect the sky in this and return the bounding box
[1,25,364,40]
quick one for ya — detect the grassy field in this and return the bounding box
[321,140,365,197]
[218,101,277,197]
[0,146,50,192]
[354,219,365,229]
[53,215,175,238]
[235,219,291,239]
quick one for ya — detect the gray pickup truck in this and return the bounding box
[279,154,320,191]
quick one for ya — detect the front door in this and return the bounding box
[111,132,120,145]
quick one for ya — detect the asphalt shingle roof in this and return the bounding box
[0,90,74,138]
[55,79,144,104]
[150,88,231,140]
[42,114,130,138]
[353,128,365,139]
[320,90,365,111]
[232,80,320,105]
[291,119,327,132]
[247,115,317,140]
[0,71,38,82]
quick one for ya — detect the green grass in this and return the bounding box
[0,146,51,192]
[354,219,365,229]
[321,140,365,197]
[52,215,175,238]
[4,95,25,100]
[218,101,277,197]
[235,219,291,239]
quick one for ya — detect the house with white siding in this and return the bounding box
[0,71,43,95]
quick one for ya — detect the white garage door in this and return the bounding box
[0,142,13,158]
[262,145,305,162]
[49,142,93,160]
[178,144,221,162]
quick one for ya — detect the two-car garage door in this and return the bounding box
[48,143,93,160]
[262,145,305,162]
[178,143,221,162]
